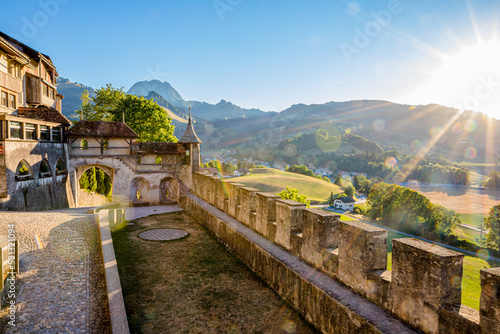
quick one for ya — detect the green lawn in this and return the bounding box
[233,168,343,203]
[320,208,355,221]
[459,213,486,228]
[453,226,483,243]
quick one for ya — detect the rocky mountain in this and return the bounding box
[127,80,270,121]
[127,80,185,106]
[56,77,94,120]
[56,76,500,162]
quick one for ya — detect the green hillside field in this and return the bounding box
[232,168,343,203]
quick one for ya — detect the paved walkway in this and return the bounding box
[0,210,111,333]
[124,205,183,221]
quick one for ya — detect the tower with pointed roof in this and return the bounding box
[178,107,202,172]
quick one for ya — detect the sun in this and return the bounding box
[408,38,500,119]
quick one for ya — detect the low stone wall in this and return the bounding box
[188,171,500,334]
[180,193,416,334]
[95,209,129,334]
[78,190,111,207]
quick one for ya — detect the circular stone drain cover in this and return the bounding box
[138,229,188,241]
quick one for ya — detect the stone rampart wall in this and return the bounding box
[189,171,500,334]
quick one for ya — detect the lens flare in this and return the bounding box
[284,144,297,157]
[411,140,423,151]
[430,126,442,139]
[297,155,308,165]
[345,128,351,134]
[385,157,398,168]
[464,120,477,132]
[477,249,490,261]
[34,233,43,250]
[451,122,463,134]
[372,119,385,132]
[465,147,477,159]
[450,276,461,288]
[408,106,416,110]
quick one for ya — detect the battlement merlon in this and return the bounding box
[392,238,464,334]
[480,267,500,334]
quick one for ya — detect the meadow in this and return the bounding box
[232,168,343,203]
[405,185,500,214]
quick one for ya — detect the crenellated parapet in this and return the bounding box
[189,172,499,333]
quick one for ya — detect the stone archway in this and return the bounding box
[73,164,115,207]
[130,177,151,205]
[159,177,179,204]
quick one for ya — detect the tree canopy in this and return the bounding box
[79,84,177,142]
[484,205,500,249]
[277,186,310,208]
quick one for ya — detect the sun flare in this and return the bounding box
[408,38,500,119]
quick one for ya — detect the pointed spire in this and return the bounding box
[179,106,202,143]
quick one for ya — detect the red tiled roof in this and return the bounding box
[18,107,71,125]
[67,121,138,138]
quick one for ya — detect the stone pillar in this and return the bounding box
[337,221,387,298]
[237,187,259,227]
[191,143,200,172]
[255,192,280,238]
[225,182,243,218]
[391,238,464,334]
[300,209,340,269]
[275,199,306,250]
[480,267,500,333]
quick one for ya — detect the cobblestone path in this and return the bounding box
[0,208,111,333]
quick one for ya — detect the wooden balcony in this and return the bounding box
[0,71,22,93]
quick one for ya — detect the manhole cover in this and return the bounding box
[138,229,188,241]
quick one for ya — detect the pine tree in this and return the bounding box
[334,174,344,187]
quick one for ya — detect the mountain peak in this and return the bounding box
[127,80,184,105]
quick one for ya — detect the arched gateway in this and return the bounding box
[66,116,202,207]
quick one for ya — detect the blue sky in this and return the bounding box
[2,0,500,116]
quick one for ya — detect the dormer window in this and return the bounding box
[7,60,21,79]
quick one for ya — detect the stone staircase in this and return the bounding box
[115,156,136,173]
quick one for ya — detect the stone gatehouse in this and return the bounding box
[66,112,201,208]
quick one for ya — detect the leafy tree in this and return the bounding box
[334,174,344,187]
[344,186,355,197]
[114,95,177,142]
[277,186,310,208]
[222,162,237,175]
[484,205,500,249]
[393,172,406,184]
[79,85,177,143]
[80,84,125,121]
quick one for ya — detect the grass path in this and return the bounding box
[112,212,318,334]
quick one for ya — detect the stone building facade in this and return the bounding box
[66,111,201,207]
[0,31,71,211]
